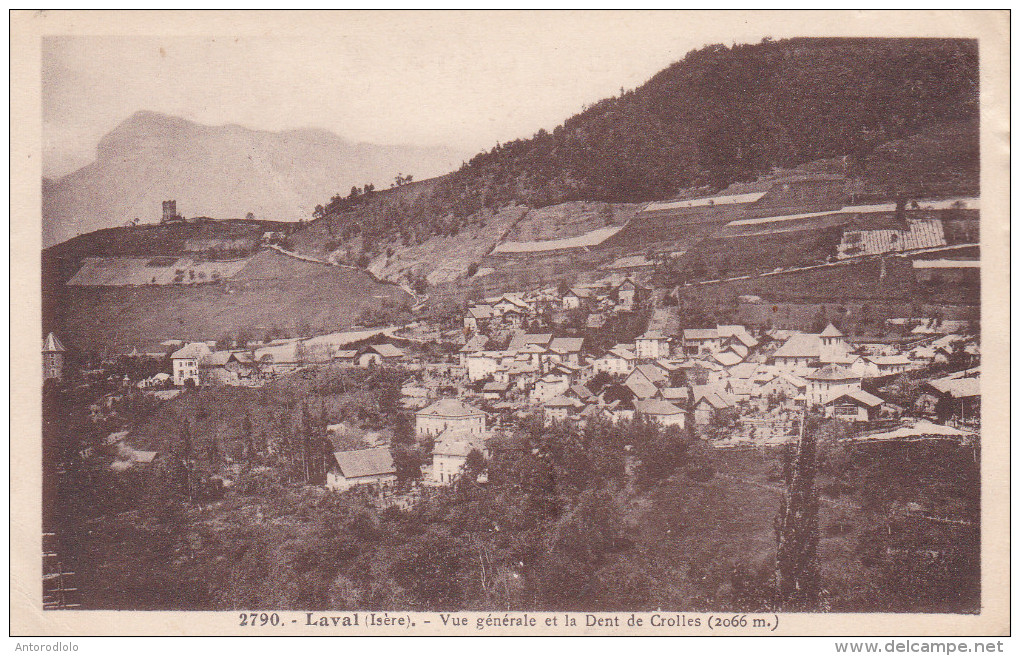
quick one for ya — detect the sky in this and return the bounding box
[42,12,799,178]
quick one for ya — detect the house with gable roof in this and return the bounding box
[464,304,495,333]
[171,342,213,386]
[692,384,736,425]
[805,363,862,405]
[772,323,851,372]
[593,345,637,376]
[356,343,405,368]
[432,429,491,485]
[547,336,585,367]
[634,398,687,428]
[326,447,397,490]
[823,390,886,422]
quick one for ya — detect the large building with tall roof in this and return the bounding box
[415,398,486,438]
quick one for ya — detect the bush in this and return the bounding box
[237,466,283,496]
[685,463,716,482]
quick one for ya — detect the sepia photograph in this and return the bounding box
[11,9,1009,639]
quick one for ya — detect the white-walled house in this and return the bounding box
[634,399,687,428]
[635,331,671,360]
[531,373,571,404]
[805,364,862,406]
[171,342,213,386]
[326,447,397,490]
[416,399,486,438]
[432,429,490,485]
[466,351,502,381]
[593,346,637,376]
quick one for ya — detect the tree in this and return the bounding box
[464,448,486,478]
[392,444,422,482]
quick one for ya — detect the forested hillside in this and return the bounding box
[304,37,978,257]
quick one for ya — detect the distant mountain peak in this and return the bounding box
[43,112,468,246]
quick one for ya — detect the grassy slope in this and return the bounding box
[677,245,980,307]
[50,250,410,351]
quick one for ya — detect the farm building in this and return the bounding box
[634,398,687,428]
[326,448,397,491]
[356,343,405,367]
[823,390,885,422]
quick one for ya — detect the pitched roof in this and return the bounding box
[713,351,744,367]
[632,363,668,384]
[332,447,396,479]
[507,332,554,351]
[482,381,511,392]
[549,337,585,353]
[684,328,719,340]
[569,383,595,401]
[692,384,735,409]
[459,334,491,353]
[171,342,213,360]
[727,331,759,348]
[634,398,685,415]
[417,398,485,417]
[42,333,65,353]
[806,364,859,381]
[867,355,912,366]
[659,387,690,401]
[820,323,845,338]
[333,349,358,359]
[857,420,974,441]
[565,287,593,298]
[625,379,659,400]
[365,343,405,358]
[200,351,236,366]
[774,371,808,389]
[544,395,584,409]
[605,347,637,361]
[433,429,490,457]
[496,294,529,308]
[773,333,822,359]
[506,361,539,374]
[468,304,495,319]
[927,376,980,398]
[728,362,760,380]
[827,389,884,407]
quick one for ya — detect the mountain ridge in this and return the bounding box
[42,111,469,246]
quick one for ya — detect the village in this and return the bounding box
[42,260,981,499]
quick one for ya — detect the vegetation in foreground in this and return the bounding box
[45,366,979,613]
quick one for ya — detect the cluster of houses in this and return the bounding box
[50,273,981,494]
[165,340,408,388]
[317,280,982,490]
